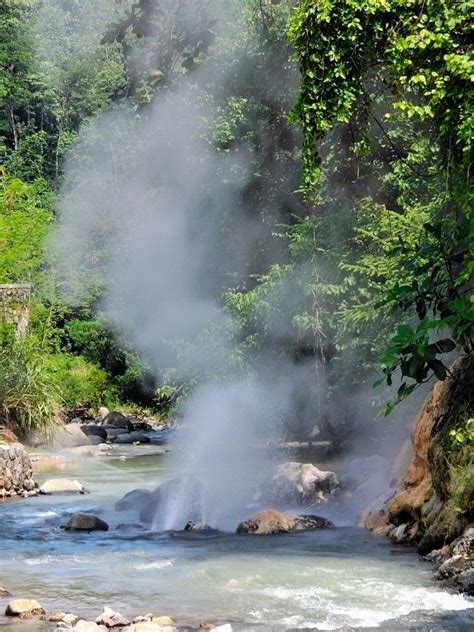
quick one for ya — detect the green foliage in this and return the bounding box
[0,172,53,283]
[288,0,473,408]
[44,353,113,411]
[0,330,60,434]
[448,418,474,449]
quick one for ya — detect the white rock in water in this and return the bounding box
[5,598,45,616]
[70,621,108,631]
[210,625,233,632]
[96,605,129,627]
[40,478,87,495]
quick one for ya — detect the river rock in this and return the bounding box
[210,626,233,632]
[432,527,474,595]
[151,617,175,626]
[69,622,108,632]
[64,512,109,532]
[116,523,145,530]
[123,624,178,632]
[0,587,12,597]
[237,509,293,535]
[81,425,108,441]
[96,605,129,627]
[115,488,152,512]
[40,478,87,495]
[49,611,81,625]
[262,462,339,505]
[88,435,106,446]
[115,432,151,445]
[54,423,92,448]
[5,598,45,616]
[102,412,133,432]
[138,475,203,524]
[291,514,334,530]
[184,521,216,532]
[98,407,110,419]
[105,427,124,440]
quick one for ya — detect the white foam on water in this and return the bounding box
[133,559,174,571]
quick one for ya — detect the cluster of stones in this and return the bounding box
[426,527,474,595]
[3,600,232,632]
[0,444,37,499]
[50,410,163,453]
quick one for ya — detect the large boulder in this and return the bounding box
[116,476,203,525]
[39,478,87,495]
[262,462,339,506]
[54,423,91,448]
[102,412,133,432]
[236,509,293,535]
[63,512,109,532]
[115,488,152,512]
[5,599,45,616]
[81,425,107,441]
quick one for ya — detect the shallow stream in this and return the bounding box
[0,447,472,631]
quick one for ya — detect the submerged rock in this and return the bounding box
[39,478,87,495]
[115,432,151,445]
[262,461,339,506]
[0,587,12,598]
[63,512,109,532]
[5,598,45,617]
[116,522,145,530]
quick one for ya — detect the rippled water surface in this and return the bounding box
[0,447,472,630]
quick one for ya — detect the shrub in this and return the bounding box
[0,336,60,434]
[45,353,115,412]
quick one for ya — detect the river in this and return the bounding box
[0,445,472,630]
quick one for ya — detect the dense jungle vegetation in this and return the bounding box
[0,0,472,441]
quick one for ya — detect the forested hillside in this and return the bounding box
[0,0,472,446]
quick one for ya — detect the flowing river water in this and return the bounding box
[0,444,472,631]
